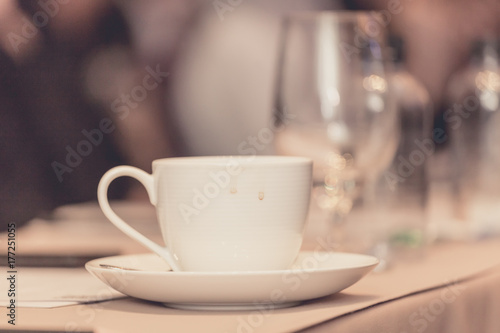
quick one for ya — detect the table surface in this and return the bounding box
[1,202,500,333]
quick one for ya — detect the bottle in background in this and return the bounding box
[447,38,500,239]
[379,36,433,259]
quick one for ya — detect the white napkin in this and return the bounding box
[0,267,124,308]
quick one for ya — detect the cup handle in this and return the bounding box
[97,166,181,271]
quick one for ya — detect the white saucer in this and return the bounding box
[85,251,378,310]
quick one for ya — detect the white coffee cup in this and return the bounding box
[97,156,312,272]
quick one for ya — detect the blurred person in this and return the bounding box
[118,0,343,156]
[348,0,500,119]
[0,0,176,230]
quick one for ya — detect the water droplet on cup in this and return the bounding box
[258,192,264,200]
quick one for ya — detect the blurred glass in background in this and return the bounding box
[274,11,399,267]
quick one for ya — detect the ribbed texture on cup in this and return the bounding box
[154,159,311,271]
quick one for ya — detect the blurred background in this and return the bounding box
[1,0,500,233]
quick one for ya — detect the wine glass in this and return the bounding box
[274,11,399,252]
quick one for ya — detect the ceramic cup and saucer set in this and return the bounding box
[86,156,378,310]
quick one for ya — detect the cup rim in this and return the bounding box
[152,155,312,167]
